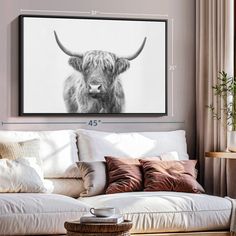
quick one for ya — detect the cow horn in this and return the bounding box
[124,37,147,61]
[54,31,83,58]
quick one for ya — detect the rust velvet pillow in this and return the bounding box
[105,156,143,194]
[140,159,204,193]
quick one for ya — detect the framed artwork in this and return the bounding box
[19,15,167,115]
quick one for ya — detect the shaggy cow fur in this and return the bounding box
[64,51,130,113]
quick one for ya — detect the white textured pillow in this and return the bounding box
[0,157,46,193]
[76,129,188,161]
[0,130,79,178]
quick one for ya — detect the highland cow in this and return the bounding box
[54,31,147,113]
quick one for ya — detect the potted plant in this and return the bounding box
[209,71,236,151]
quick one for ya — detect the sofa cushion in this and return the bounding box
[0,193,90,235]
[0,130,79,178]
[79,191,231,233]
[76,129,188,161]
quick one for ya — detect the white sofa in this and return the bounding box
[0,129,233,235]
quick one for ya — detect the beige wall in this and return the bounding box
[0,0,196,157]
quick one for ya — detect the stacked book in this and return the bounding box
[80,214,124,224]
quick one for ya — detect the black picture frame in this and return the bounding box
[19,15,168,116]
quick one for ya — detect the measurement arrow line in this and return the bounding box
[1,120,185,126]
[1,121,87,125]
[102,121,184,124]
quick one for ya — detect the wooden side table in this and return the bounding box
[205,152,236,159]
[64,220,133,236]
[205,151,236,198]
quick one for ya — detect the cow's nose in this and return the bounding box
[89,84,102,93]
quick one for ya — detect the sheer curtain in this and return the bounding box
[196,0,234,196]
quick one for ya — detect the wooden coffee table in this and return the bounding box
[64,220,133,236]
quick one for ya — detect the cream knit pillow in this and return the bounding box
[0,139,41,165]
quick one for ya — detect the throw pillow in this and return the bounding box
[0,139,41,165]
[140,159,205,193]
[77,161,107,197]
[0,157,46,193]
[105,156,142,194]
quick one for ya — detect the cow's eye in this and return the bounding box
[82,67,90,75]
[82,61,92,74]
[104,65,114,74]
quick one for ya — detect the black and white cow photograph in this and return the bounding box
[20,15,167,115]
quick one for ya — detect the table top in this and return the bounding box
[205,151,236,159]
[64,220,133,233]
